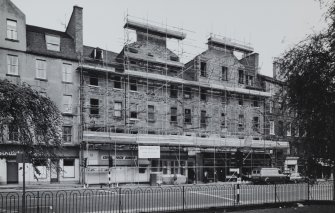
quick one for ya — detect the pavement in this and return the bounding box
[223,204,335,213]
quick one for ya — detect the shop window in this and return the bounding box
[162,161,168,174]
[139,167,146,173]
[35,159,47,179]
[90,98,99,115]
[200,61,207,77]
[113,76,121,89]
[63,159,75,178]
[170,84,178,98]
[184,109,191,124]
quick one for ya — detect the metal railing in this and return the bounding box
[0,182,333,213]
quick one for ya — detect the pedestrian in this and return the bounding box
[173,174,178,185]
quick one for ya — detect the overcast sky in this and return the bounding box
[12,0,330,77]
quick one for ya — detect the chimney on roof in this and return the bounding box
[66,5,83,55]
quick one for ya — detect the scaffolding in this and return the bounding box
[78,13,289,185]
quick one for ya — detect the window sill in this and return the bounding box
[5,38,19,42]
[62,113,74,116]
[129,90,139,93]
[35,78,48,82]
[113,87,123,90]
[6,73,20,77]
[88,84,100,87]
[62,81,73,84]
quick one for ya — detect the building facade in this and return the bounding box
[0,0,291,185]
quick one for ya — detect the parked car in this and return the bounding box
[289,172,305,183]
[251,168,289,184]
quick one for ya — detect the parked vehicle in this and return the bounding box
[251,167,289,184]
[289,172,305,183]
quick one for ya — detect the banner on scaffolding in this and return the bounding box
[138,146,160,158]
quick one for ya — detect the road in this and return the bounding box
[0,182,333,213]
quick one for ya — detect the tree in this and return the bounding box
[277,0,335,182]
[0,79,62,176]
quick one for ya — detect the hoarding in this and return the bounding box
[138,146,160,158]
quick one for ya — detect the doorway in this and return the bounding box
[50,159,59,183]
[7,160,19,184]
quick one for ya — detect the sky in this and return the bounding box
[11,0,330,77]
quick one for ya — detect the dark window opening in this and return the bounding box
[130,79,137,91]
[200,88,207,101]
[253,117,260,132]
[184,87,191,99]
[200,61,207,77]
[238,114,244,131]
[238,70,244,84]
[171,107,177,122]
[62,126,72,143]
[170,84,178,98]
[148,105,155,122]
[89,77,99,86]
[221,113,226,127]
[201,110,206,127]
[184,109,192,124]
[113,76,121,89]
[63,159,75,166]
[222,66,228,81]
[238,96,243,106]
[253,97,259,107]
[130,111,137,119]
[90,99,99,115]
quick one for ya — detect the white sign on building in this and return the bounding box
[138,146,160,159]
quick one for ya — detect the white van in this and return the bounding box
[251,168,288,184]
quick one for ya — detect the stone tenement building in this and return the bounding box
[0,0,293,185]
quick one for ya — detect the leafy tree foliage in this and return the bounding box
[0,79,62,166]
[278,1,335,176]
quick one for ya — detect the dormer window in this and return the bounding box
[147,53,153,57]
[92,48,104,60]
[170,56,179,62]
[46,34,60,51]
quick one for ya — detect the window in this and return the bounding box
[200,110,206,127]
[35,59,46,80]
[114,102,122,117]
[246,75,254,86]
[269,101,273,113]
[8,124,18,141]
[270,121,275,135]
[130,79,137,91]
[238,95,243,106]
[130,104,138,119]
[7,19,17,40]
[62,95,72,113]
[253,117,260,132]
[90,98,99,115]
[238,70,244,84]
[253,97,259,107]
[7,55,18,75]
[200,61,207,77]
[222,66,228,81]
[200,88,207,101]
[278,121,284,136]
[221,113,226,128]
[63,159,75,178]
[89,77,98,86]
[62,126,72,143]
[184,109,191,124]
[148,105,155,122]
[46,34,60,51]
[184,87,191,99]
[238,114,244,131]
[170,84,178,98]
[287,123,292,136]
[113,76,122,89]
[171,107,177,122]
[62,63,72,83]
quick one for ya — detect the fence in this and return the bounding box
[0,182,333,213]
